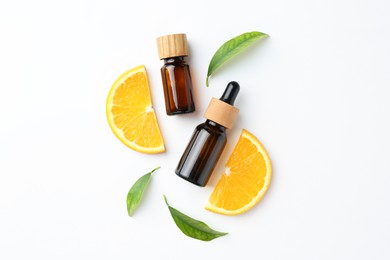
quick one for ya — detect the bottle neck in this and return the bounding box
[205,120,226,131]
[163,56,186,64]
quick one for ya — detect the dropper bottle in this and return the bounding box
[175,81,240,187]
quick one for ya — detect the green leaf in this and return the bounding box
[126,166,160,216]
[163,195,228,241]
[206,31,268,86]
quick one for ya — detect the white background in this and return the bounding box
[1,0,390,259]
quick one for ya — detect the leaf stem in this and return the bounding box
[151,166,161,174]
[163,194,169,206]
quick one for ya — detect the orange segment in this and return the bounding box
[205,129,272,215]
[106,65,165,154]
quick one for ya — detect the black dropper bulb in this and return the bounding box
[220,81,240,105]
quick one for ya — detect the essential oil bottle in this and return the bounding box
[175,81,240,187]
[156,33,196,115]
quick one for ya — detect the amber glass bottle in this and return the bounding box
[175,82,240,187]
[157,34,195,115]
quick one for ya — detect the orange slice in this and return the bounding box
[106,65,165,154]
[205,129,272,215]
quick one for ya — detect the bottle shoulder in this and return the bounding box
[162,57,189,67]
[196,120,226,135]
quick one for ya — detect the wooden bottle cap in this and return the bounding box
[204,98,239,129]
[156,33,189,60]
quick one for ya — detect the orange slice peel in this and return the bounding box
[205,129,272,215]
[106,65,165,154]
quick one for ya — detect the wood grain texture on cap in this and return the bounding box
[204,98,239,129]
[156,34,188,59]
